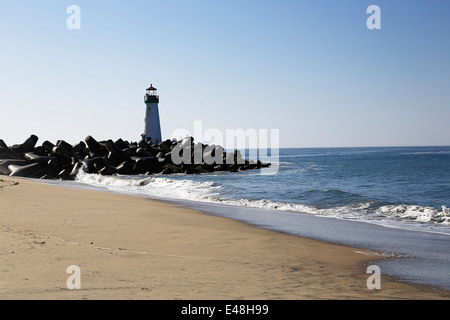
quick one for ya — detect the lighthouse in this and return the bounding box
[144,84,162,144]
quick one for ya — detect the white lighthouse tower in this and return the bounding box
[144,84,162,144]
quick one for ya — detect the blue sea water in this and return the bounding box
[73,146,450,290]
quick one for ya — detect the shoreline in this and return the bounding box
[48,175,450,291]
[176,197,450,291]
[0,176,448,299]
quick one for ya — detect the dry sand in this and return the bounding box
[0,176,448,300]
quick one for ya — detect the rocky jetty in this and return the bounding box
[0,135,270,180]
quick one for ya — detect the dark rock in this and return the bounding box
[107,151,121,166]
[147,146,160,157]
[123,147,137,156]
[156,152,166,159]
[193,165,211,174]
[46,159,62,178]
[105,140,131,165]
[116,160,135,175]
[9,163,44,178]
[0,147,23,160]
[71,141,86,154]
[164,163,182,174]
[58,169,73,181]
[24,152,45,161]
[138,139,151,149]
[201,162,214,172]
[71,155,82,165]
[24,153,57,167]
[85,135,107,156]
[161,167,173,174]
[0,166,10,175]
[133,157,158,174]
[52,145,71,160]
[115,138,129,150]
[57,140,73,153]
[158,140,172,153]
[10,135,38,154]
[94,157,107,172]
[82,157,103,174]
[0,134,270,180]
[229,166,239,173]
[104,140,119,153]
[0,139,8,149]
[33,146,47,156]
[42,140,56,153]
[85,135,100,150]
[136,147,151,157]
[0,159,29,175]
[62,162,75,173]
[98,165,117,176]
[70,162,83,177]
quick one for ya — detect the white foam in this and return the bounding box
[75,171,222,201]
[74,171,450,235]
[377,205,450,225]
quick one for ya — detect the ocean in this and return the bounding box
[71,146,450,290]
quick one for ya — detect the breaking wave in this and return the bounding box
[75,171,450,235]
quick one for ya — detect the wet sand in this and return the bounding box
[0,177,448,299]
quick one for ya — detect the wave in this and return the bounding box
[74,171,450,234]
[75,171,223,201]
[399,151,450,155]
[376,205,450,225]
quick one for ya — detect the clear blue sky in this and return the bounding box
[1,0,449,148]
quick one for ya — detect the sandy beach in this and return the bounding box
[0,176,448,300]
